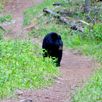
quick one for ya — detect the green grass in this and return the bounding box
[23,0,61,26]
[0,40,59,98]
[0,27,5,40]
[23,0,65,25]
[72,68,102,102]
[70,24,102,60]
[0,3,3,12]
[0,15,12,23]
[23,0,102,26]
[0,0,6,12]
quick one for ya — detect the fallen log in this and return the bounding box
[43,8,60,18]
[24,7,60,31]
[25,8,90,32]
[43,8,90,32]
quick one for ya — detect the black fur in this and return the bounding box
[42,32,63,66]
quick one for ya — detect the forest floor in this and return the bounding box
[1,0,99,102]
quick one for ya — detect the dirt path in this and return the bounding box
[1,0,98,102]
[3,0,43,39]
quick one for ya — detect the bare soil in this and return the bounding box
[1,0,98,102]
[3,0,43,39]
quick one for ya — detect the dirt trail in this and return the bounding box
[3,0,43,39]
[1,0,98,102]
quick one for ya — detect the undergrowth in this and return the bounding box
[71,24,102,102]
[0,15,12,23]
[0,40,59,98]
[72,68,102,102]
[0,27,5,40]
[0,0,4,12]
[0,0,10,12]
[23,0,65,26]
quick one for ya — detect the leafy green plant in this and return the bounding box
[92,23,102,42]
[83,23,102,42]
[72,67,102,102]
[0,3,3,12]
[0,15,12,23]
[23,0,62,26]
[0,27,5,40]
[0,40,59,98]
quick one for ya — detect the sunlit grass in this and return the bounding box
[0,27,5,40]
[72,67,102,102]
[0,40,59,98]
[0,15,12,23]
[23,0,60,26]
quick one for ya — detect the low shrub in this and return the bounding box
[0,15,12,23]
[0,40,59,98]
[72,68,102,102]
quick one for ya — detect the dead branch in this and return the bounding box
[43,8,91,32]
[25,8,90,32]
[43,8,60,18]
[24,23,38,31]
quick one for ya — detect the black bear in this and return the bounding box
[42,32,63,66]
